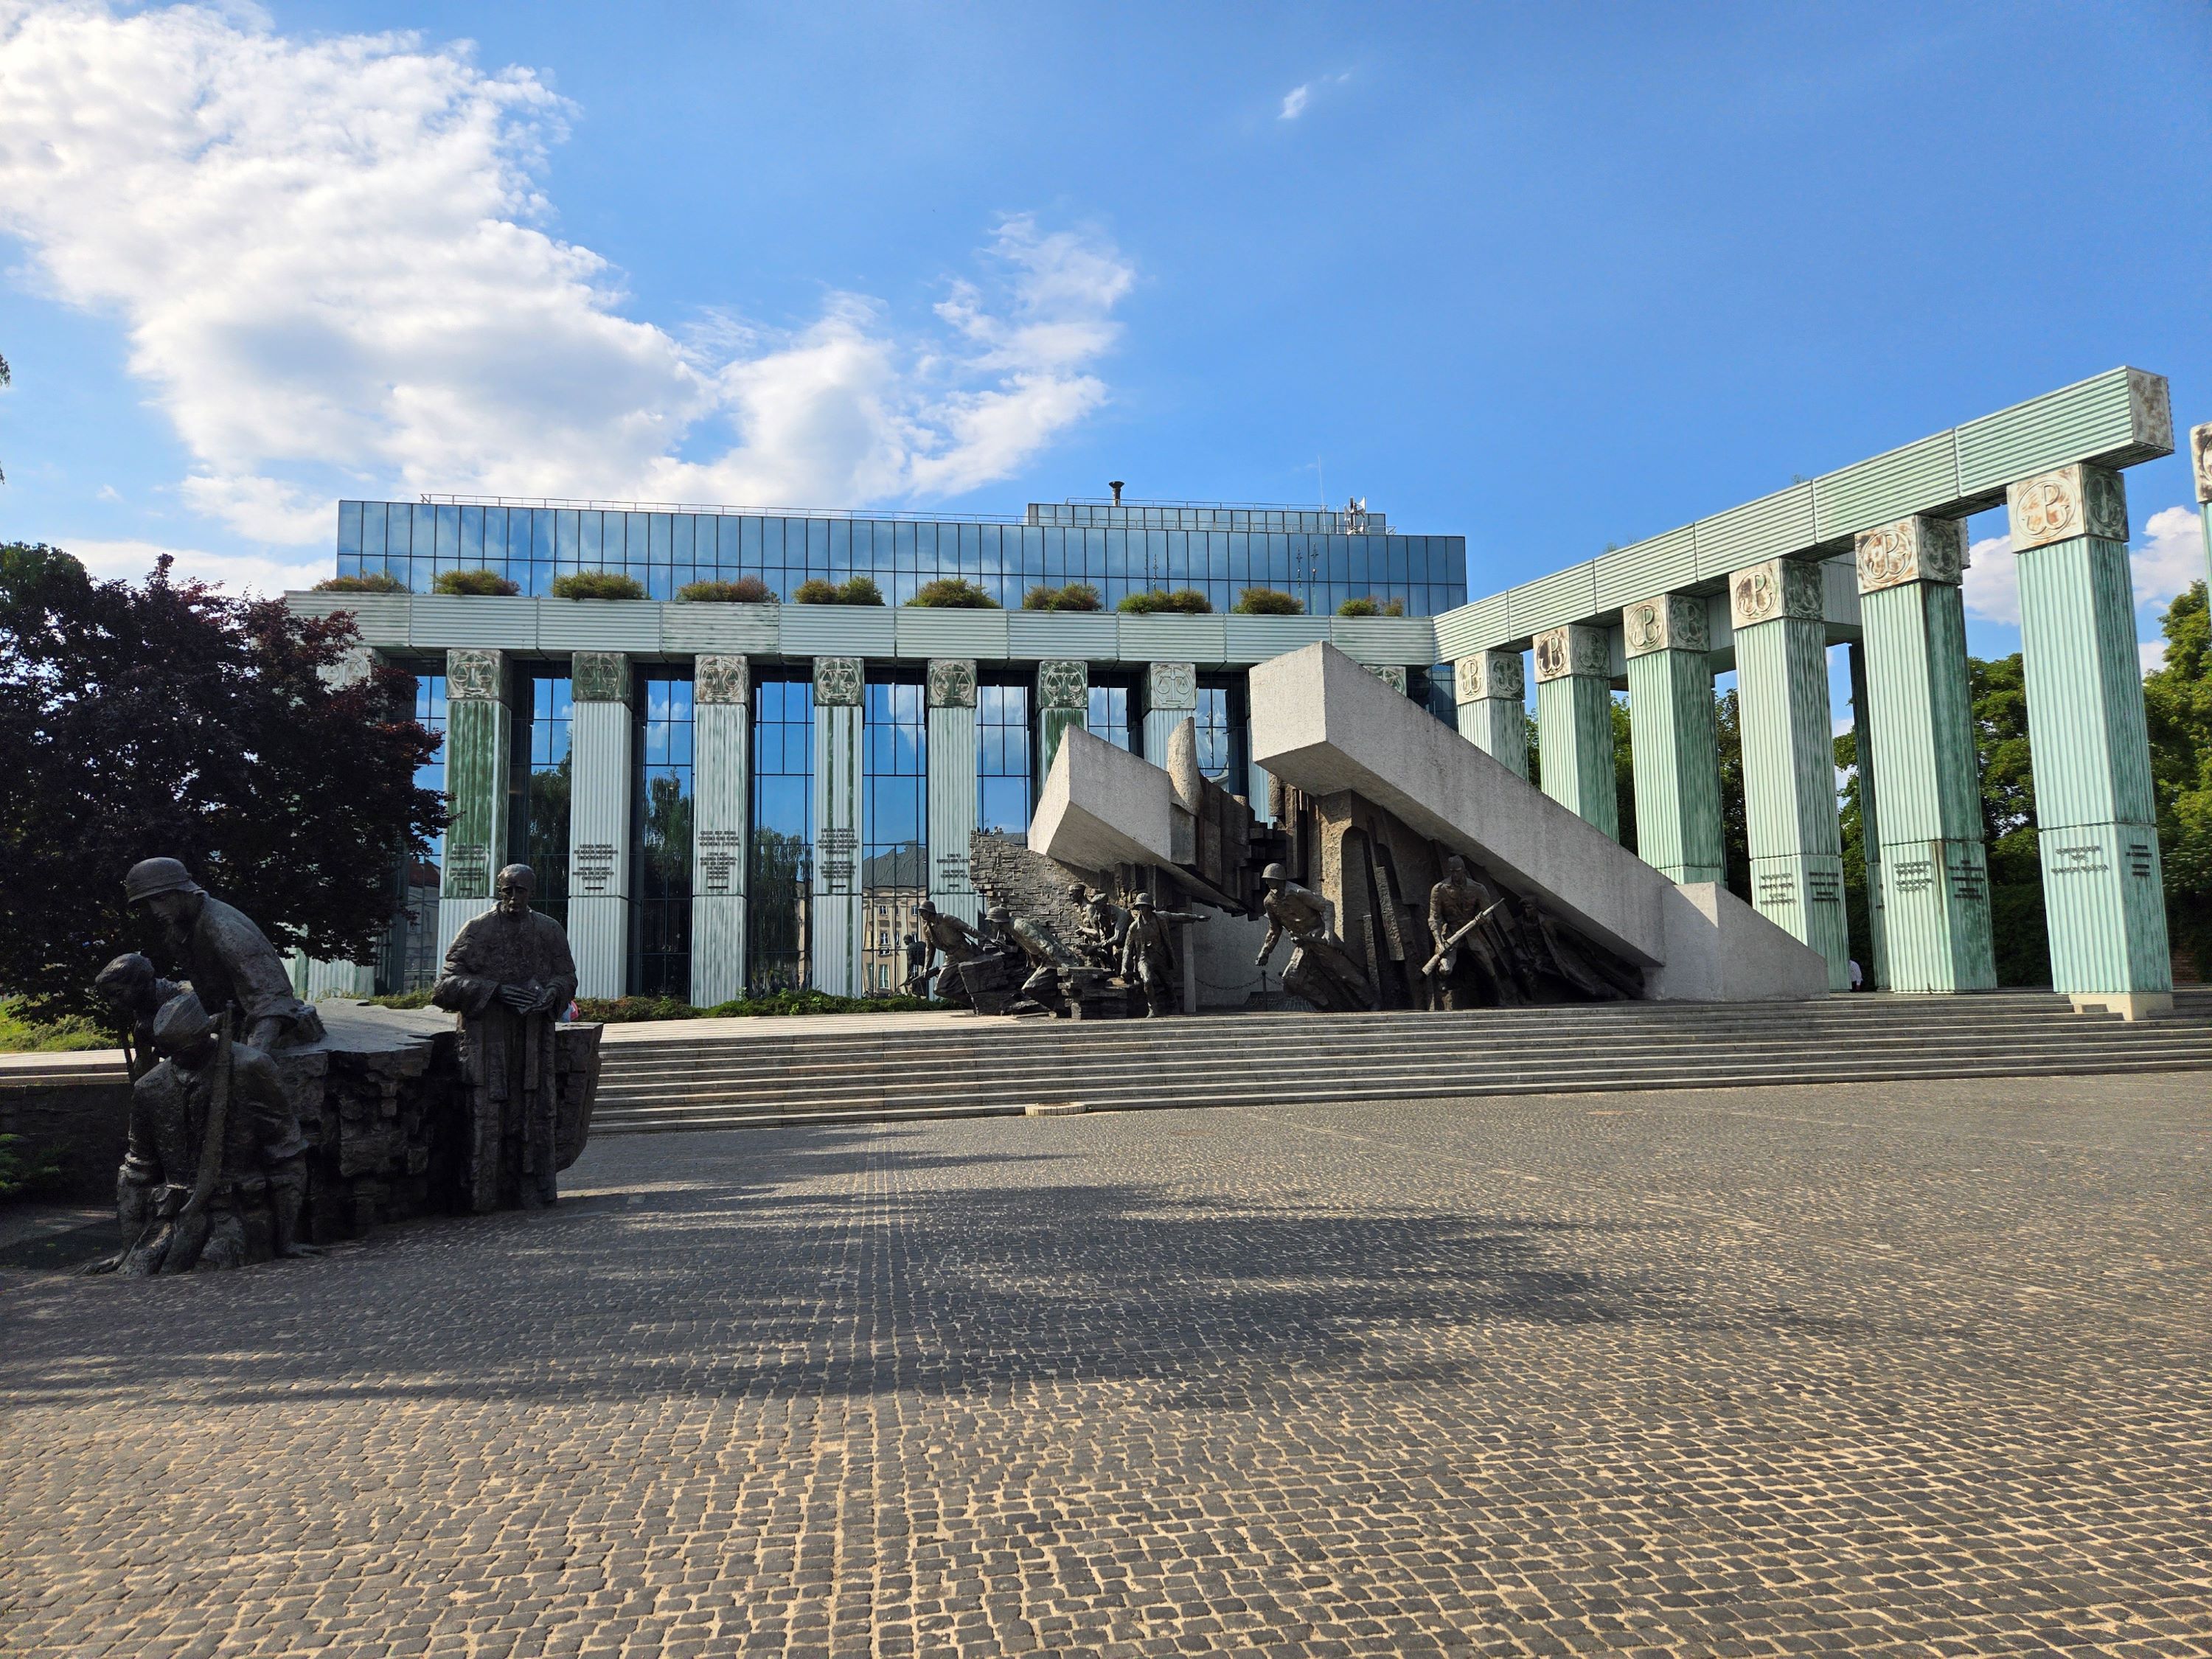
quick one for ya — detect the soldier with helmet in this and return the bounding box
[122,857,325,1053]
[1255,862,1374,1012]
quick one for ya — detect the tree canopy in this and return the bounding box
[2144,580,2212,973]
[0,545,446,1020]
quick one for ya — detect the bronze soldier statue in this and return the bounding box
[1119,891,1198,1018]
[1255,863,1374,1012]
[914,898,985,1005]
[97,992,313,1275]
[124,857,326,1052]
[92,952,186,1081]
[431,864,580,1211]
[1073,883,1132,970]
[1422,854,1504,1011]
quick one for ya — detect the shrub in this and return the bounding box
[676,577,776,604]
[1336,596,1406,618]
[549,571,647,601]
[312,572,408,594]
[571,990,931,1023]
[1231,587,1303,616]
[431,568,520,597]
[908,577,1001,609]
[793,576,886,606]
[1118,588,1214,615]
[1021,582,1105,612]
[0,996,111,1054]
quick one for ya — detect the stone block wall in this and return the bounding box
[968,832,1097,945]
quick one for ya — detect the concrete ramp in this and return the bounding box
[1249,643,1827,1002]
[1029,726,1178,872]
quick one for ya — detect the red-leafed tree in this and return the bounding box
[0,544,446,1019]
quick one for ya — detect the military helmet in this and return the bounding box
[1259,861,1289,883]
[1130,891,1155,908]
[123,857,203,905]
[986,905,1012,922]
[152,991,215,1046]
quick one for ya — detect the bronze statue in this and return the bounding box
[1073,883,1132,969]
[914,898,985,1004]
[1255,863,1374,1012]
[1422,855,1505,1011]
[1120,892,1199,1017]
[431,863,580,1211]
[93,952,186,1081]
[97,992,313,1275]
[123,857,326,1052]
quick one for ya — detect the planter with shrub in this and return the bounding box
[1336,596,1406,617]
[793,576,886,606]
[907,577,1001,609]
[1020,582,1105,612]
[1231,587,1303,616]
[549,571,647,601]
[431,568,521,597]
[312,572,408,594]
[1117,588,1214,615]
[676,577,777,603]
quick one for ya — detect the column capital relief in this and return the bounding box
[571,651,630,703]
[1854,515,1965,594]
[926,658,978,709]
[1145,660,1197,711]
[1729,558,1824,631]
[1621,593,1711,658]
[2006,463,2127,552]
[2191,422,2212,506]
[695,655,749,706]
[318,644,379,691]
[813,655,863,708]
[446,647,505,701]
[1454,649,1524,703]
[1363,663,1408,695]
[1036,658,1089,712]
[1532,622,1610,684]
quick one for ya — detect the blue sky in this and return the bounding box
[1,1,2206,672]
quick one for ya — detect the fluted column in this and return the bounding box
[1453,650,1528,779]
[566,652,633,1000]
[1854,516,1994,992]
[1731,558,1848,988]
[1847,643,1888,988]
[1533,623,1618,839]
[2009,465,2172,1017]
[2194,422,2212,585]
[1622,594,1723,884]
[1141,661,1197,759]
[689,655,748,1006]
[925,659,980,926]
[437,647,511,964]
[811,656,865,997]
[1037,659,1089,786]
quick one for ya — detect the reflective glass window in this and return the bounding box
[748,671,814,993]
[337,502,363,561]
[631,674,694,999]
[507,672,574,936]
[1194,677,1247,784]
[1086,682,1134,753]
[976,681,1032,832]
[863,677,927,993]
[555,510,579,568]
[379,669,449,993]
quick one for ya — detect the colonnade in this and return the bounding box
[1454,466,2175,1017]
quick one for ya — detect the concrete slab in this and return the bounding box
[1029,726,1176,872]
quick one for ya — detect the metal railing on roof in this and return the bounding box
[414,493,1028,526]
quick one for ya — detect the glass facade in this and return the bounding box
[509,673,573,935]
[1087,678,1137,756]
[748,669,813,993]
[633,674,694,1001]
[336,498,1467,618]
[977,681,1034,833]
[1194,676,1247,785]
[862,676,928,993]
[379,672,447,992]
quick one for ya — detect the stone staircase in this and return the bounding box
[592,988,2212,1135]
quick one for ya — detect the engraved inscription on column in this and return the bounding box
[447,842,490,894]
[1756,870,1800,908]
[698,829,742,895]
[817,827,858,894]
[572,843,618,894]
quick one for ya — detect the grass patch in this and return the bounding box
[0,997,111,1054]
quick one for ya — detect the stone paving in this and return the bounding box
[4,1072,2211,1658]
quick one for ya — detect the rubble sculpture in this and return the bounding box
[94,992,316,1276]
[125,857,326,1051]
[431,863,583,1211]
[1255,862,1375,1012]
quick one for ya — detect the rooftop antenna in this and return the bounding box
[1108,479,1124,505]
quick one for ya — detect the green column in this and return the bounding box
[1847,643,1888,988]
[1622,594,1723,884]
[1731,558,1849,989]
[437,647,511,962]
[1453,650,1528,778]
[567,652,634,1000]
[1854,517,1994,991]
[689,655,749,1006]
[1036,659,1088,786]
[2008,464,2173,1018]
[926,659,980,926]
[1532,623,1618,839]
[2194,422,2212,584]
[812,657,865,998]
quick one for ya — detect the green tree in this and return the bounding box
[1966,653,2049,985]
[2144,580,2212,975]
[1714,689,1750,900]
[1610,696,1637,857]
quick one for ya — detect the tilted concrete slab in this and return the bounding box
[1249,643,1826,1001]
[1030,726,1176,873]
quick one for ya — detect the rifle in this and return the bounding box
[1420,900,1513,978]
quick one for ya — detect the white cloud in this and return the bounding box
[2141,639,2168,675]
[62,536,327,595]
[0,3,1133,544]
[1279,84,1312,120]
[2132,505,2206,609]
[95,483,119,501]
[1961,530,2018,625]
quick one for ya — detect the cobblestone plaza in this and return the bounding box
[5,1074,2211,1657]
